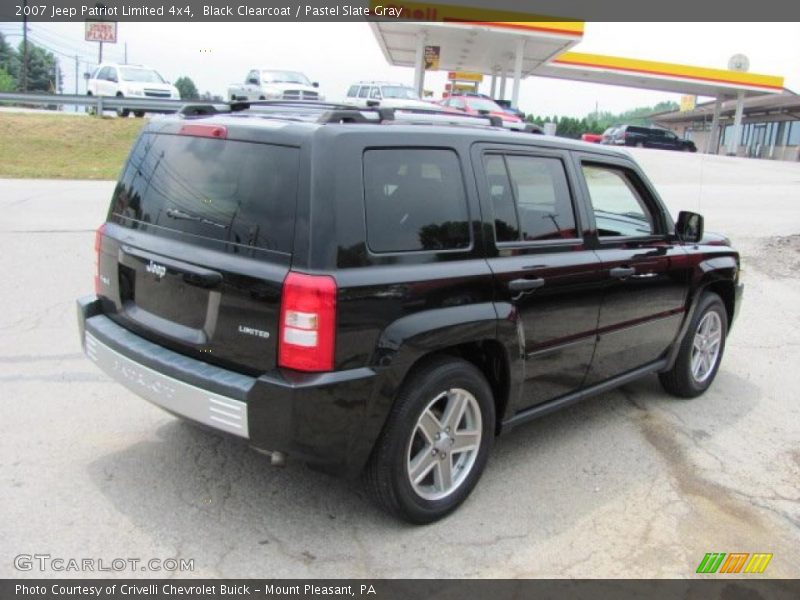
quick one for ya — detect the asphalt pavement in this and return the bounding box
[0,150,798,578]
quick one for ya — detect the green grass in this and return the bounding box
[0,112,144,180]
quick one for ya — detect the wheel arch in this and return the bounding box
[664,259,739,371]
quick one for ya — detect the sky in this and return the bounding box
[1,21,798,117]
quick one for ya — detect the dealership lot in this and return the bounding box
[0,149,798,578]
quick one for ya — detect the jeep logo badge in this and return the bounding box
[145,260,167,279]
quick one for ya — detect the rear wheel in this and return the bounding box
[659,293,727,398]
[364,356,495,524]
[133,111,145,118]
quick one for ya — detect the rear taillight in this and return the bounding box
[93,223,107,295]
[278,272,337,372]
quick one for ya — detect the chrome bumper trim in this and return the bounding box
[85,332,249,438]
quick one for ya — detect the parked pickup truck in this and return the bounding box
[228,69,324,102]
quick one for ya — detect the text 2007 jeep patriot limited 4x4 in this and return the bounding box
[78,102,742,523]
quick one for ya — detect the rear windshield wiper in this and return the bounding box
[166,208,228,229]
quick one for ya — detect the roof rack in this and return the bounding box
[179,100,538,132]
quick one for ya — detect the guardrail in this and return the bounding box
[0,91,187,114]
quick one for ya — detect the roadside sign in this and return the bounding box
[424,46,440,70]
[448,71,483,82]
[85,21,117,44]
[445,82,479,92]
[680,95,697,112]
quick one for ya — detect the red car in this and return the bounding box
[439,95,524,129]
[581,133,603,143]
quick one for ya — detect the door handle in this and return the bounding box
[508,278,545,292]
[610,266,636,279]
[630,272,658,279]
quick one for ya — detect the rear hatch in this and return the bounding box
[96,124,299,375]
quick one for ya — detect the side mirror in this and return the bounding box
[247,78,258,85]
[312,82,319,88]
[675,211,704,243]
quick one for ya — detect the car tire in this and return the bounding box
[364,356,495,524]
[133,111,145,118]
[659,292,728,398]
[115,94,129,118]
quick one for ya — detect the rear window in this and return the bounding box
[109,133,298,253]
[363,149,470,253]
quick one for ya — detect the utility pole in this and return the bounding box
[99,41,103,64]
[74,55,79,94]
[21,0,28,92]
[124,42,128,64]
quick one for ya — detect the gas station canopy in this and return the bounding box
[368,4,786,155]
[370,20,584,76]
[536,52,785,97]
[368,3,784,103]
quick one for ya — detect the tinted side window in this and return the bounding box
[346,85,359,97]
[363,149,470,253]
[483,155,519,242]
[358,86,370,98]
[370,87,382,99]
[484,154,577,242]
[582,165,654,237]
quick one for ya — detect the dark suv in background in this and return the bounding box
[78,102,741,523]
[608,124,697,151]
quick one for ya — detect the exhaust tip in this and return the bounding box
[252,447,287,466]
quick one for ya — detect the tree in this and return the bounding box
[15,41,61,92]
[525,101,682,138]
[0,67,14,92]
[0,32,17,84]
[174,76,199,100]
[200,90,223,102]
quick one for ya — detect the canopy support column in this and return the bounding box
[511,38,525,109]
[413,33,426,97]
[499,72,507,100]
[490,72,497,98]
[706,96,723,154]
[727,90,745,156]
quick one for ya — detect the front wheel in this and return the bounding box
[364,356,495,524]
[133,111,145,118]
[659,292,728,398]
[115,94,129,118]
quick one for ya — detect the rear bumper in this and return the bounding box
[77,296,381,477]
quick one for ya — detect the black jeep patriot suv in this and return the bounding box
[78,102,742,523]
